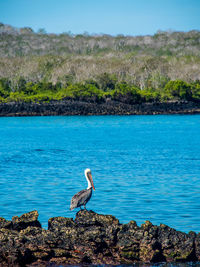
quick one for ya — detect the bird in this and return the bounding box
[70,168,95,211]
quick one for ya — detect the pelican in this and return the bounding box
[70,168,95,211]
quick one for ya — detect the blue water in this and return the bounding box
[0,115,200,233]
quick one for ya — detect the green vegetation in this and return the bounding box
[0,75,199,104]
[0,22,200,104]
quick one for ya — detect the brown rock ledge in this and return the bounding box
[0,210,199,266]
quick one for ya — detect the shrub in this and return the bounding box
[0,76,199,104]
[113,83,142,104]
[140,88,161,102]
[191,82,200,100]
[7,92,26,102]
[164,80,192,100]
[67,83,104,102]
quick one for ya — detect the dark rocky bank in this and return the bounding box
[0,210,200,266]
[0,100,200,117]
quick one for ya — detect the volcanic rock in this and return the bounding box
[0,210,199,266]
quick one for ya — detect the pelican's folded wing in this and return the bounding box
[70,189,88,210]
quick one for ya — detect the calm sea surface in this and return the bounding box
[0,115,200,233]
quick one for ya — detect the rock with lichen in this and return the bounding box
[195,233,200,260]
[0,210,199,266]
[158,224,196,262]
[12,210,41,231]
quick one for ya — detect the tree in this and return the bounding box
[37,28,46,34]
[97,73,117,91]
[15,77,26,92]
[20,27,34,34]
[0,78,11,93]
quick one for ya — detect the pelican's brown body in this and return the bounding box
[70,169,95,210]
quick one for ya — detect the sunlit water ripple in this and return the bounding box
[0,115,200,233]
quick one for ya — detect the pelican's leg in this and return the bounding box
[84,205,87,210]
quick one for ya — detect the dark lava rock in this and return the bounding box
[0,217,12,229]
[195,233,200,260]
[0,100,200,117]
[48,216,75,231]
[75,209,119,226]
[158,223,197,262]
[12,210,41,231]
[0,210,199,266]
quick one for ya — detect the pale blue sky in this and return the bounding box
[0,0,200,35]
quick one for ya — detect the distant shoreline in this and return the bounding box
[0,100,200,117]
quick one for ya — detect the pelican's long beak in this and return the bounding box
[88,173,95,191]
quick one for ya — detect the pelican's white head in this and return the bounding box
[85,168,95,190]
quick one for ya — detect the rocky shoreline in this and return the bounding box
[0,210,199,266]
[0,100,200,116]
